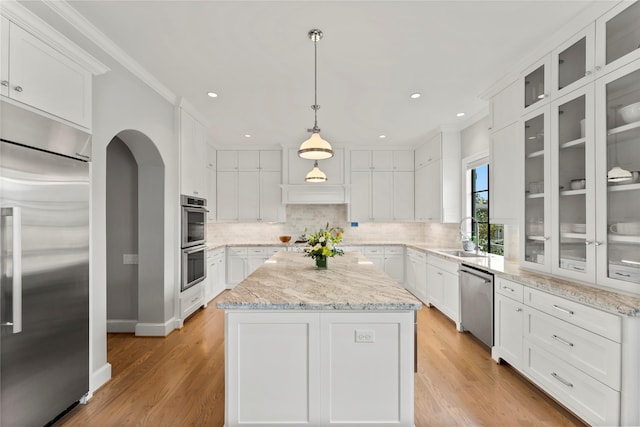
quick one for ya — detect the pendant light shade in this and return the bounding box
[298,29,333,161]
[305,161,327,182]
[299,133,333,160]
[607,166,633,182]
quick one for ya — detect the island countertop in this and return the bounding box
[217,251,422,311]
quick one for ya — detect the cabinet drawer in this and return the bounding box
[407,249,427,263]
[495,277,524,302]
[524,343,620,426]
[523,287,621,342]
[525,307,621,390]
[364,246,384,256]
[180,285,204,320]
[384,246,404,256]
[247,247,266,256]
[228,247,248,256]
[265,247,281,256]
[427,255,459,275]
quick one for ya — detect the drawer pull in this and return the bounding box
[515,308,522,312]
[502,286,515,292]
[552,304,574,315]
[552,334,574,347]
[615,272,631,278]
[551,372,574,388]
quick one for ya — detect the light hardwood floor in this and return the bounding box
[58,292,586,426]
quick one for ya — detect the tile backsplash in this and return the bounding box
[207,204,462,248]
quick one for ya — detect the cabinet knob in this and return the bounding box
[14,85,23,92]
[593,241,602,246]
[595,65,601,71]
[584,70,592,76]
[1,80,8,87]
[515,308,522,312]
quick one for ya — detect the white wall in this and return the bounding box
[461,116,490,159]
[106,137,138,324]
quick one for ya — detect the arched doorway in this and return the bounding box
[105,130,165,335]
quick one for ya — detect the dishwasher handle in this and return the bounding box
[459,267,493,284]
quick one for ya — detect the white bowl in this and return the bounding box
[619,102,640,124]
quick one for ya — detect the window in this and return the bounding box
[471,164,504,255]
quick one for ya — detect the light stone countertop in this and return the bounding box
[217,251,422,311]
[208,241,640,317]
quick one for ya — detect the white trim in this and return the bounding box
[41,0,176,104]
[458,107,489,132]
[106,319,137,333]
[90,362,112,395]
[461,151,490,223]
[135,318,178,336]
[0,0,109,75]
[178,98,210,127]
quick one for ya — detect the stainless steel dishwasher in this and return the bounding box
[459,264,494,348]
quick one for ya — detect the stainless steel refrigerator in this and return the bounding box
[1,101,90,426]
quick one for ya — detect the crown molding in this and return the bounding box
[458,106,489,132]
[42,0,177,104]
[1,0,109,75]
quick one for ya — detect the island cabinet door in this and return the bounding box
[225,312,322,427]
[320,311,415,426]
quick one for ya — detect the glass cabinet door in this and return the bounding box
[552,25,595,97]
[523,110,550,268]
[552,87,595,279]
[523,57,550,111]
[597,61,640,290]
[596,1,640,74]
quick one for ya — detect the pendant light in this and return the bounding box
[305,160,327,183]
[298,29,333,160]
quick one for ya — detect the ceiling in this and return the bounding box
[57,1,594,148]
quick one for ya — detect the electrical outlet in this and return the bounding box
[354,329,375,343]
[123,254,139,265]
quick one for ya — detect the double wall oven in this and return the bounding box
[181,195,207,292]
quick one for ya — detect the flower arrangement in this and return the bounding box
[301,223,344,268]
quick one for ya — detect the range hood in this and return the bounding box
[281,184,348,205]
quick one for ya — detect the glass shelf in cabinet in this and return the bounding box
[527,149,545,158]
[608,182,640,192]
[608,120,640,136]
[608,235,640,244]
[560,189,587,196]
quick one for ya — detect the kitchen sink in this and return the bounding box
[438,250,487,258]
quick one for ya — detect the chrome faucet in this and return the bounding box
[459,216,478,252]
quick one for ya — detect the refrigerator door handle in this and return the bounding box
[1,207,22,334]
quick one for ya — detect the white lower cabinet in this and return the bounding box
[493,279,626,426]
[206,248,226,302]
[426,256,460,327]
[492,278,525,369]
[224,310,415,426]
[226,246,281,287]
[179,281,204,324]
[383,246,405,284]
[405,249,427,303]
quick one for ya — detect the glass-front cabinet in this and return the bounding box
[522,109,550,269]
[552,25,595,98]
[523,56,551,113]
[551,86,595,280]
[596,60,640,292]
[596,0,640,76]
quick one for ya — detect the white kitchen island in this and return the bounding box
[218,251,422,427]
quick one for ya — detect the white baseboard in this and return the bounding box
[135,317,179,336]
[106,319,137,333]
[90,362,112,396]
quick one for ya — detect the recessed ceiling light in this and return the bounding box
[379,135,386,139]
[456,112,465,117]
[207,92,218,98]
[244,134,251,138]
[410,93,421,99]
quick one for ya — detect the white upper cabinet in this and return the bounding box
[489,80,519,133]
[489,122,521,223]
[551,24,596,98]
[348,149,414,222]
[0,14,104,130]
[522,55,552,114]
[216,150,282,222]
[180,109,207,198]
[414,131,460,223]
[595,1,640,76]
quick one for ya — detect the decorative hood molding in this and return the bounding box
[281,184,348,205]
